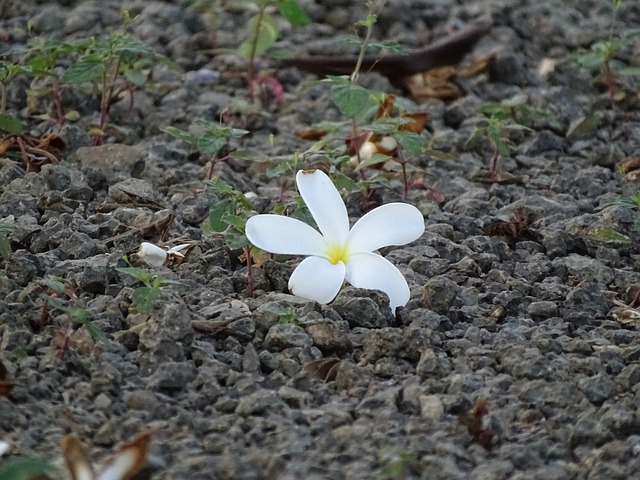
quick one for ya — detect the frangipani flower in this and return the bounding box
[245,169,425,311]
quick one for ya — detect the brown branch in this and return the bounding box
[283,17,492,86]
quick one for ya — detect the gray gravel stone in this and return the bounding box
[332,287,394,328]
[264,323,313,351]
[421,276,460,314]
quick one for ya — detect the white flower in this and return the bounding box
[245,169,425,311]
[136,242,190,267]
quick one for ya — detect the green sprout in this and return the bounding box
[237,0,309,103]
[116,266,178,315]
[0,221,16,260]
[161,119,250,179]
[468,103,532,182]
[574,0,640,102]
[36,275,111,347]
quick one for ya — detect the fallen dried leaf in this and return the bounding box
[303,358,341,382]
[296,128,328,141]
[62,430,151,480]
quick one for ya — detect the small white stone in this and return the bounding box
[419,394,444,420]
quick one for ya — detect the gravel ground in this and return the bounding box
[2,0,640,479]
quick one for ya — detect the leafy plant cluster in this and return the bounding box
[0,12,170,143]
[574,0,640,101]
[32,275,111,358]
[116,266,179,315]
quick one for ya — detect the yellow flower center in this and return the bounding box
[325,243,350,265]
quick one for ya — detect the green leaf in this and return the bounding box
[278,0,310,26]
[63,57,105,84]
[230,128,250,138]
[587,226,631,243]
[618,66,640,77]
[238,12,279,60]
[226,229,249,250]
[331,83,372,118]
[222,213,246,229]
[394,131,425,157]
[160,125,198,145]
[231,149,256,161]
[208,200,233,232]
[68,308,110,345]
[355,152,390,171]
[566,112,602,140]
[132,286,161,314]
[27,55,54,75]
[0,457,56,480]
[197,132,227,155]
[116,267,154,286]
[0,235,11,260]
[81,318,111,345]
[0,113,23,134]
[38,275,66,295]
[124,69,148,86]
[331,171,359,193]
[205,177,234,195]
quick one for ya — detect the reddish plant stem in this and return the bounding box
[52,81,65,126]
[15,136,30,166]
[245,245,254,297]
[95,56,123,145]
[489,149,499,182]
[396,146,409,202]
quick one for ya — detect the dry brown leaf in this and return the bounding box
[97,430,151,480]
[610,299,640,327]
[303,358,341,382]
[0,135,16,155]
[61,434,96,480]
[62,430,151,480]
[296,128,328,141]
[457,52,496,78]
[376,93,396,118]
[405,54,495,103]
[35,133,66,159]
[0,360,14,397]
[405,68,463,103]
[619,157,640,181]
[399,112,428,133]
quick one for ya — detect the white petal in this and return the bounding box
[167,244,191,254]
[137,242,167,267]
[347,203,424,252]
[296,170,350,244]
[345,252,411,311]
[246,214,327,255]
[289,256,346,304]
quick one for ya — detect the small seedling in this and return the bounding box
[0,221,15,260]
[161,119,250,179]
[236,0,309,103]
[574,0,640,102]
[377,446,419,480]
[468,105,532,182]
[3,13,173,142]
[116,266,178,315]
[595,191,640,240]
[32,275,111,359]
